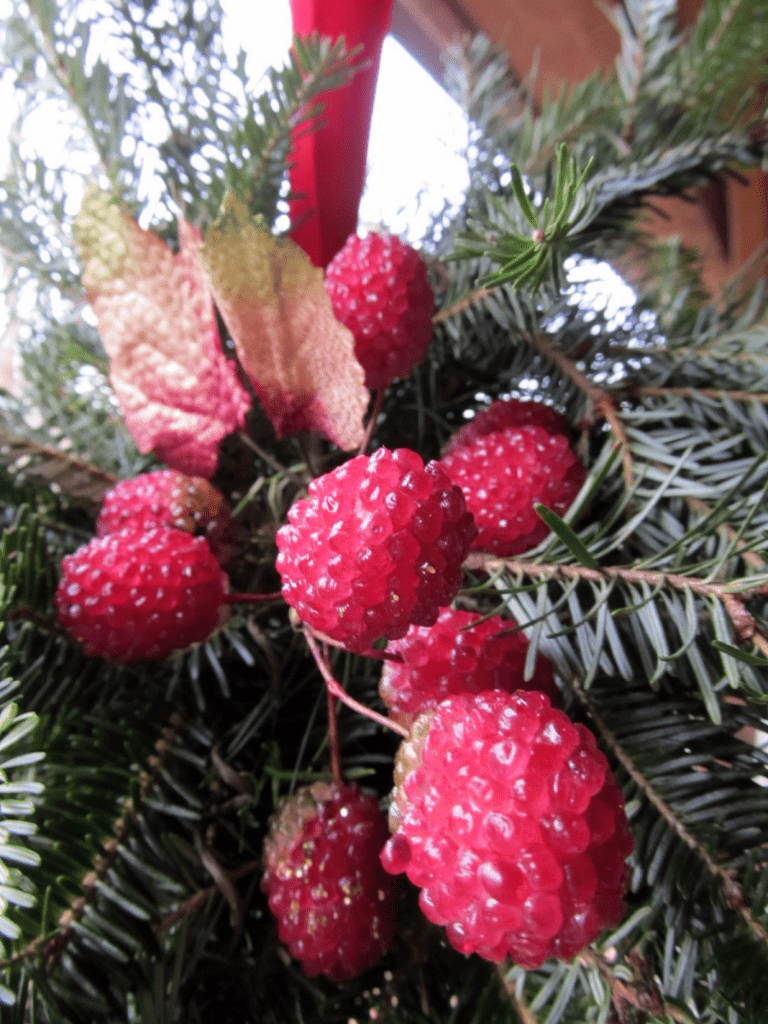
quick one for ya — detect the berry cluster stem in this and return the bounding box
[304,630,409,739]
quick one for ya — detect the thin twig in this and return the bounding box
[304,630,409,739]
[433,286,494,324]
[237,431,294,477]
[358,388,385,456]
[467,555,768,660]
[466,555,768,601]
[639,385,768,404]
[685,495,766,573]
[326,682,343,787]
[154,861,260,935]
[569,677,768,951]
[494,965,540,1024]
[531,334,636,494]
[223,591,284,605]
[575,948,688,1021]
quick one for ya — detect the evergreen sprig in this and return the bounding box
[1,0,768,1020]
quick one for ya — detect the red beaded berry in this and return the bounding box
[275,447,477,653]
[262,782,398,981]
[380,607,559,728]
[324,232,435,390]
[97,469,236,563]
[381,691,633,969]
[440,426,587,556]
[443,398,571,455]
[55,528,229,662]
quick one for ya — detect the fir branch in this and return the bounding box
[0,420,118,506]
[569,676,768,951]
[471,555,768,667]
[639,385,768,403]
[685,494,767,574]
[36,708,186,973]
[531,333,635,493]
[433,286,495,325]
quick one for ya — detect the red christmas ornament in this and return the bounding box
[289,0,393,267]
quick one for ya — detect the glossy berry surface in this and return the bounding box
[443,398,570,455]
[262,782,397,981]
[381,691,633,968]
[56,527,228,662]
[324,232,435,390]
[380,607,559,728]
[275,447,477,653]
[97,469,236,563]
[440,426,587,556]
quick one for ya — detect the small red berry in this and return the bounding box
[55,528,229,662]
[324,232,435,390]
[275,447,477,653]
[97,469,236,563]
[262,782,398,981]
[440,426,587,556]
[443,398,570,455]
[380,607,559,728]
[381,691,633,968]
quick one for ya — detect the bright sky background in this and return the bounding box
[218,0,470,240]
[0,0,471,239]
[0,0,634,357]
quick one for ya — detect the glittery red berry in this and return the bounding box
[440,426,587,556]
[97,469,237,563]
[381,691,633,969]
[262,782,398,981]
[55,528,229,662]
[444,398,571,455]
[275,447,477,653]
[324,232,435,390]
[380,608,559,728]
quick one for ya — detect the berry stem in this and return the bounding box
[358,388,384,456]
[326,678,343,787]
[304,630,409,739]
[223,592,284,605]
[307,625,403,663]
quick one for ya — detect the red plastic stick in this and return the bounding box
[289,0,393,267]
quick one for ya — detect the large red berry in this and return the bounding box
[380,608,559,728]
[324,232,435,390]
[262,782,398,981]
[381,691,633,969]
[55,528,229,662]
[440,426,587,556]
[275,447,477,653]
[443,398,571,455]
[97,469,236,563]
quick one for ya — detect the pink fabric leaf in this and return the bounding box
[200,193,368,450]
[75,188,250,478]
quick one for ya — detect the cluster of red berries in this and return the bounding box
[55,238,627,984]
[55,469,233,662]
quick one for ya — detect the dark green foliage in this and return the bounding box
[1,0,768,1021]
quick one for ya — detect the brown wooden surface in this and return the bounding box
[391,0,768,292]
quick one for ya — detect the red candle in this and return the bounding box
[289,0,393,267]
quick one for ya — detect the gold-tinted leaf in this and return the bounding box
[200,194,368,450]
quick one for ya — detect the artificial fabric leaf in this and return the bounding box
[200,194,368,450]
[74,188,251,478]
